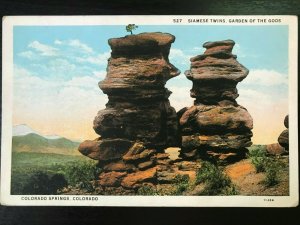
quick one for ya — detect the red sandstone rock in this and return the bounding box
[108,32,176,57]
[180,149,198,159]
[181,135,201,150]
[278,129,289,149]
[78,138,133,161]
[266,143,286,155]
[138,160,155,170]
[122,142,156,162]
[180,105,253,133]
[203,40,235,49]
[78,138,102,160]
[204,45,234,54]
[103,161,136,172]
[156,159,172,166]
[284,115,289,128]
[99,171,127,187]
[121,168,157,189]
[156,153,170,160]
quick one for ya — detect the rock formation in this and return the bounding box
[78,37,255,193]
[79,32,180,190]
[278,115,289,151]
[179,40,253,164]
[266,143,286,155]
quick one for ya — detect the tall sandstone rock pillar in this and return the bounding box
[94,32,180,150]
[78,32,180,189]
[179,40,253,164]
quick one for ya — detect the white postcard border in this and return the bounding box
[1,15,298,207]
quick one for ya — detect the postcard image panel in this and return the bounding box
[1,15,298,206]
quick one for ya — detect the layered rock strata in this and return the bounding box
[278,115,289,151]
[79,32,181,190]
[179,40,253,164]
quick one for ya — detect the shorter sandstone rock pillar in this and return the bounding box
[179,40,253,164]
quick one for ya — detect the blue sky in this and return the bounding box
[13,25,289,144]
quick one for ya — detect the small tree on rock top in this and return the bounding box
[126,24,138,35]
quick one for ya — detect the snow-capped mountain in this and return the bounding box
[13,124,40,136]
[44,135,62,140]
[12,124,80,155]
[13,124,62,140]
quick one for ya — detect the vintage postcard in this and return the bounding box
[1,15,298,206]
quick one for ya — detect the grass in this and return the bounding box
[247,145,267,172]
[137,185,159,195]
[247,145,283,187]
[12,152,89,169]
[195,161,238,195]
[171,174,191,195]
[11,152,99,194]
[137,174,192,196]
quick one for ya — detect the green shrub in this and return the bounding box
[50,173,68,192]
[126,24,138,34]
[195,161,238,195]
[11,168,35,194]
[247,145,267,172]
[63,160,101,191]
[247,145,283,187]
[11,152,100,194]
[21,171,67,195]
[171,174,190,195]
[263,158,283,187]
[137,185,158,195]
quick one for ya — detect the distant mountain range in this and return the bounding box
[12,124,80,155]
[13,124,64,139]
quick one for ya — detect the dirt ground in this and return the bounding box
[225,157,289,196]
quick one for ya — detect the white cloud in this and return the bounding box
[18,51,35,59]
[233,43,259,58]
[238,88,271,105]
[169,49,186,58]
[68,39,93,53]
[93,70,106,79]
[238,87,288,145]
[28,41,59,56]
[14,66,59,89]
[76,52,110,65]
[169,49,191,66]
[192,46,204,52]
[48,58,76,73]
[14,66,33,77]
[243,69,288,86]
[54,39,94,54]
[54,39,62,45]
[232,43,246,57]
[168,86,193,111]
[66,76,100,89]
[13,66,108,140]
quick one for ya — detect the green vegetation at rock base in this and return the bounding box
[195,161,238,195]
[247,145,284,187]
[11,152,100,194]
